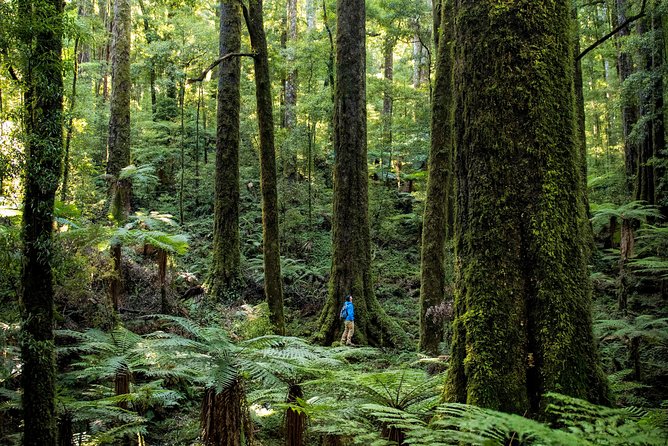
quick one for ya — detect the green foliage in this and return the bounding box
[590,201,662,233]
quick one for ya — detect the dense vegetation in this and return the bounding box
[0,0,667,444]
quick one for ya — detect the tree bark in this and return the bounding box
[381,37,394,183]
[315,0,406,347]
[419,0,453,356]
[445,0,608,413]
[615,0,639,196]
[107,0,132,311]
[61,37,80,202]
[245,0,286,335]
[211,0,243,299]
[18,0,64,443]
[285,0,298,129]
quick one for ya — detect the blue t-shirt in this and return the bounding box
[343,301,354,321]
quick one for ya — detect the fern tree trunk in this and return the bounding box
[419,0,453,356]
[315,0,406,347]
[201,381,251,446]
[107,0,131,311]
[18,0,64,443]
[445,0,608,413]
[211,0,243,300]
[245,0,286,335]
[285,384,306,446]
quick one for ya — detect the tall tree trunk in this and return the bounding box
[445,0,608,413]
[635,13,665,209]
[138,0,157,119]
[615,0,639,196]
[381,37,394,183]
[315,0,406,347]
[306,0,316,29]
[211,0,243,299]
[285,0,298,129]
[107,0,132,311]
[179,81,185,224]
[61,37,80,202]
[18,0,64,444]
[419,0,453,356]
[245,0,286,335]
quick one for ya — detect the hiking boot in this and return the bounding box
[346,342,355,346]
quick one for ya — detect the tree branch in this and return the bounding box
[187,52,255,83]
[576,0,647,62]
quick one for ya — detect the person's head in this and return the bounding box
[347,295,353,302]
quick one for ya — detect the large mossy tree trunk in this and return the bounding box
[18,0,63,443]
[419,0,453,356]
[107,0,131,311]
[445,0,608,413]
[245,0,286,335]
[315,0,406,347]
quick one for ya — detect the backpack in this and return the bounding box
[339,304,348,319]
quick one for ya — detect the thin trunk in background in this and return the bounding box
[61,37,80,202]
[244,0,286,335]
[381,37,394,184]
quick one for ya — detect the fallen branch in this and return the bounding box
[187,52,255,83]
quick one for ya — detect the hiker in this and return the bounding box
[340,295,355,345]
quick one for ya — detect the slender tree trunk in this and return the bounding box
[195,84,202,198]
[245,0,286,335]
[615,0,639,196]
[61,37,80,202]
[18,0,64,443]
[306,0,316,28]
[445,0,608,413]
[635,12,665,210]
[381,37,394,183]
[419,0,453,356]
[138,0,157,119]
[315,0,406,347]
[179,81,185,224]
[285,0,298,129]
[107,0,131,311]
[211,0,242,299]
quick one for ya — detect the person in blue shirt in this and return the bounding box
[340,295,355,345]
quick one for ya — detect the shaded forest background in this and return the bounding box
[0,0,668,444]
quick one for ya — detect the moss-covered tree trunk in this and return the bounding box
[107,0,131,311]
[445,0,608,413]
[419,0,453,356]
[211,0,242,300]
[315,0,406,347]
[245,0,286,335]
[19,0,63,443]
